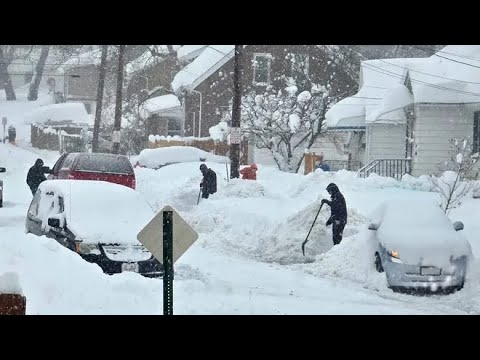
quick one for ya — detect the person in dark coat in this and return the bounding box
[26,159,52,195]
[199,164,217,199]
[321,183,347,245]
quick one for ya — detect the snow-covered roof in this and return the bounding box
[177,45,208,63]
[171,45,234,94]
[24,102,92,126]
[141,94,183,118]
[327,45,480,130]
[126,46,181,76]
[410,45,480,103]
[56,48,104,73]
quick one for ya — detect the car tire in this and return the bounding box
[375,253,384,273]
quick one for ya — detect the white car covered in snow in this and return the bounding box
[368,198,472,294]
[136,146,230,169]
[25,180,163,277]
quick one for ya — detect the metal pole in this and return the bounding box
[112,45,125,154]
[92,45,108,153]
[230,45,242,179]
[163,210,174,315]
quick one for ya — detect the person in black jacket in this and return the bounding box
[26,159,52,196]
[199,164,217,199]
[321,183,347,245]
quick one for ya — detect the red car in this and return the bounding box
[49,153,136,190]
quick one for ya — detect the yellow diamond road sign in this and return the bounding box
[137,205,199,264]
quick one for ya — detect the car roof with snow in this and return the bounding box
[38,180,155,245]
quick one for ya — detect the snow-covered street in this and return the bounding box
[2,140,480,314]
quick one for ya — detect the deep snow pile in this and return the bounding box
[255,202,368,265]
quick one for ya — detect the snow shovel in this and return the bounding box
[197,188,202,205]
[301,203,324,256]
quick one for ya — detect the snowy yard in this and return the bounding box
[2,141,480,314]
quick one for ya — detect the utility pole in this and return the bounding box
[92,45,108,153]
[112,45,125,154]
[230,45,242,179]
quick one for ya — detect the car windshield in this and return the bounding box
[75,155,133,174]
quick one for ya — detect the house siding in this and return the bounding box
[411,103,478,177]
[366,124,406,164]
[182,45,357,138]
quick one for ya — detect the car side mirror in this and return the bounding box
[48,218,61,228]
[453,221,464,231]
[368,223,379,231]
[0,167,6,173]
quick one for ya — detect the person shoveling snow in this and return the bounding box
[302,183,348,256]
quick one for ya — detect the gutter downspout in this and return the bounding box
[191,89,202,138]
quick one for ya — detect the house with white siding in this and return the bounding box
[325,45,480,179]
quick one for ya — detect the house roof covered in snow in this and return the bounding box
[326,45,480,130]
[126,46,181,76]
[141,94,183,119]
[171,45,234,94]
[24,102,92,127]
[177,45,208,64]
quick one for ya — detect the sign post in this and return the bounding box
[2,117,7,144]
[163,211,173,315]
[137,205,199,316]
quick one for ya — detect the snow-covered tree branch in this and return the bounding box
[241,77,335,173]
[428,138,479,214]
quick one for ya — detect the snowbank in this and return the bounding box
[137,146,230,168]
[0,272,23,295]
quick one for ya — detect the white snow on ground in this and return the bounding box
[2,123,480,313]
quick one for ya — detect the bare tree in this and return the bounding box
[92,45,108,153]
[428,138,479,214]
[27,45,50,101]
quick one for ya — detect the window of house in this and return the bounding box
[253,53,272,86]
[167,118,182,136]
[474,112,480,154]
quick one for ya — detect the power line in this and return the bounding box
[362,62,480,98]
[412,45,480,63]
[378,58,480,85]
[434,54,480,69]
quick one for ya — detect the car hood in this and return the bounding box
[377,227,472,267]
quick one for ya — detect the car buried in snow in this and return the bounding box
[25,180,163,277]
[368,198,473,294]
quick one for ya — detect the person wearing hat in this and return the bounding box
[199,164,217,199]
[321,183,347,245]
[26,158,52,196]
[239,163,258,180]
